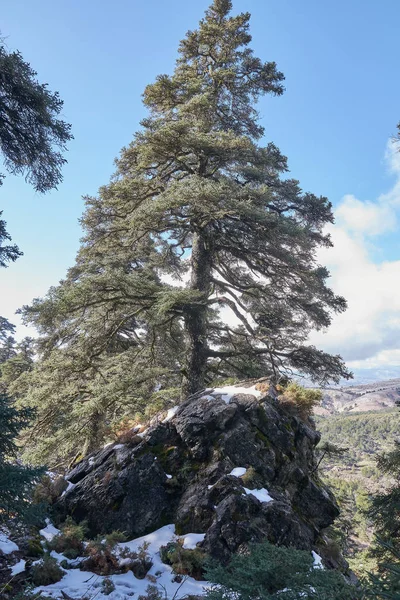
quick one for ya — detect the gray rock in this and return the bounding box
[56,384,340,564]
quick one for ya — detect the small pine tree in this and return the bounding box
[205,540,359,599]
[0,392,43,522]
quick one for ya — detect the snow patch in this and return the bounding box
[312,551,324,569]
[163,406,179,422]
[244,487,273,503]
[0,531,18,554]
[39,519,61,542]
[11,559,26,575]
[206,385,262,404]
[166,473,172,479]
[61,481,76,498]
[34,523,210,600]
[113,444,125,450]
[229,467,247,477]
[182,533,206,549]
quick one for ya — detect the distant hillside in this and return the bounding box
[315,408,400,576]
[315,378,400,415]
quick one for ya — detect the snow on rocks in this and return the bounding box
[61,480,76,498]
[229,467,247,477]
[10,558,26,575]
[162,406,179,422]
[312,551,324,569]
[0,531,18,554]
[244,487,273,503]
[182,533,206,550]
[35,522,210,600]
[205,385,262,404]
[39,519,61,542]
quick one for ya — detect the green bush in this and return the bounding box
[30,554,64,586]
[204,541,360,599]
[48,516,88,559]
[160,540,206,580]
[278,382,322,420]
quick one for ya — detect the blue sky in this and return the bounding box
[1,0,400,376]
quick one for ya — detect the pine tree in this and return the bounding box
[0,392,43,522]
[18,0,351,463]
[82,0,349,395]
[0,37,71,515]
[366,439,400,597]
[0,40,72,192]
[204,540,359,599]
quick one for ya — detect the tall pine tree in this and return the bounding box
[17,0,351,464]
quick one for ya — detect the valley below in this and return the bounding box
[315,379,400,576]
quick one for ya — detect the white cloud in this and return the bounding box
[336,194,396,236]
[310,140,400,370]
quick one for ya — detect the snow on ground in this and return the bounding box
[229,467,247,477]
[206,385,262,404]
[39,519,61,542]
[11,559,26,575]
[163,406,179,422]
[35,522,210,600]
[0,531,18,554]
[312,551,324,569]
[244,487,273,503]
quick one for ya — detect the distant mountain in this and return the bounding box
[343,366,400,386]
[315,378,400,415]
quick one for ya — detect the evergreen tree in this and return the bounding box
[0,211,22,267]
[0,37,71,516]
[17,0,350,463]
[0,392,43,522]
[0,336,34,391]
[0,40,72,192]
[366,438,400,596]
[205,540,359,599]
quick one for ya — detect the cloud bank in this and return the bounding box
[310,140,400,370]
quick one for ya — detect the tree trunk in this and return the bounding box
[181,229,212,397]
[81,411,103,457]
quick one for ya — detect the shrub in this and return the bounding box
[26,535,44,557]
[101,577,116,595]
[160,540,206,580]
[30,554,64,586]
[278,382,322,420]
[81,532,151,577]
[82,535,121,575]
[241,467,262,488]
[204,541,360,600]
[138,584,165,600]
[32,474,67,505]
[48,516,88,559]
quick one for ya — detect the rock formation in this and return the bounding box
[55,381,343,568]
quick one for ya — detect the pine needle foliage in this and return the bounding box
[0,393,43,522]
[204,540,359,599]
[17,0,350,463]
[0,41,72,192]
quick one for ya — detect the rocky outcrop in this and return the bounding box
[55,382,340,565]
